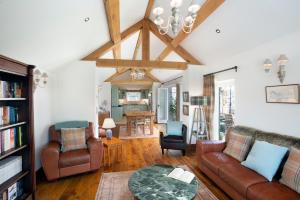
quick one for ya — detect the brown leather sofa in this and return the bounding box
[41,122,103,181]
[196,126,300,200]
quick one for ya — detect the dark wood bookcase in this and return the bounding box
[0,55,35,200]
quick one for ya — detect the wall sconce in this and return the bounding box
[263,59,272,73]
[33,69,48,91]
[277,54,288,83]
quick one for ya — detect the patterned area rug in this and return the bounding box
[95,166,219,200]
[118,124,165,140]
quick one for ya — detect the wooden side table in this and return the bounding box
[101,137,123,166]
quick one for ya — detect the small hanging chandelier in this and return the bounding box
[152,0,204,35]
[130,69,145,80]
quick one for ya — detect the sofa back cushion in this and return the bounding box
[280,147,300,194]
[223,132,252,162]
[227,126,300,149]
[241,140,288,181]
[49,122,94,143]
[61,128,87,152]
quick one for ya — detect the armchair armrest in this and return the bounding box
[87,137,103,170]
[182,125,187,144]
[41,142,60,181]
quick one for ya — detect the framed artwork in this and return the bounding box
[183,105,189,116]
[265,84,300,104]
[183,91,189,102]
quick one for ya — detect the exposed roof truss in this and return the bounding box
[82,0,225,84]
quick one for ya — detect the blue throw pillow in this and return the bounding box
[167,121,183,136]
[241,140,288,181]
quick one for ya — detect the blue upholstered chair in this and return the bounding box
[159,121,187,156]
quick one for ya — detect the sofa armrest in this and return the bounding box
[196,140,226,154]
[87,137,103,170]
[41,142,60,181]
[196,140,226,167]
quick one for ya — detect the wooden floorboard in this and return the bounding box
[36,138,231,200]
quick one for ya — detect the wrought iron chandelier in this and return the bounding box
[130,69,145,80]
[152,0,204,35]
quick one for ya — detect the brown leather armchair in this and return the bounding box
[41,122,103,181]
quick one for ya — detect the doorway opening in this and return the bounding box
[215,80,235,140]
[168,86,178,121]
[157,85,180,123]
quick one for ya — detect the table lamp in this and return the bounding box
[102,118,116,140]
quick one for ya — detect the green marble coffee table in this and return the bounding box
[128,164,198,200]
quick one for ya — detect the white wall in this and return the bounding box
[162,66,204,144]
[52,61,97,130]
[34,71,54,170]
[95,68,115,115]
[204,30,300,137]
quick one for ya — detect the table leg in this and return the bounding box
[108,147,111,166]
[117,144,122,162]
[150,116,154,135]
[127,118,131,136]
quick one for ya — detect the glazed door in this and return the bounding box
[157,88,168,123]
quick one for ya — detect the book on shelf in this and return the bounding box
[167,167,195,184]
[0,156,22,185]
[0,128,23,153]
[7,183,17,200]
[0,81,22,99]
[1,191,7,200]
[0,180,24,200]
[0,106,19,126]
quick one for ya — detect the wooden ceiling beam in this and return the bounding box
[156,0,225,61]
[96,59,187,70]
[146,19,201,65]
[111,79,153,85]
[144,0,154,19]
[132,30,142,60]
[104,0,121,58]
[142,20,150,60]
[82,20,143,60]
[104,0,122,72]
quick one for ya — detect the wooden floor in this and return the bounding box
[36,138,230,200]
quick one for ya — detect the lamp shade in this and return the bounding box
[190,96,208,106]
[102,118,116,129]
[277,54,288,65]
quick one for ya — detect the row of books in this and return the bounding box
[0,127,23,154]
[0,107,19,126]
[0,179,23,200]
[0,81,22,98]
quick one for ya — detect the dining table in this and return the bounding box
[125,111,155,135]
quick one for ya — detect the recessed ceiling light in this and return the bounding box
[216,28,221,33]
[84,17,90,22]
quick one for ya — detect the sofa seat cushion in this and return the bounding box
[201,152,239,174]
[219,163,267,196]
[59,149,90,168]
[247,182,300,200]
[163,135,184,143]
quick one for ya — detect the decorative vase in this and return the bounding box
[106,129,113,140]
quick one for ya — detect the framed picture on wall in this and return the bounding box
[183,105,189,116]
[183,91,189,102]
[265,84,300,104]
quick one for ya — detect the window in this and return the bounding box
[126,92,141,101]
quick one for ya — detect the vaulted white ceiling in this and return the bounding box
[1,0,300,82]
